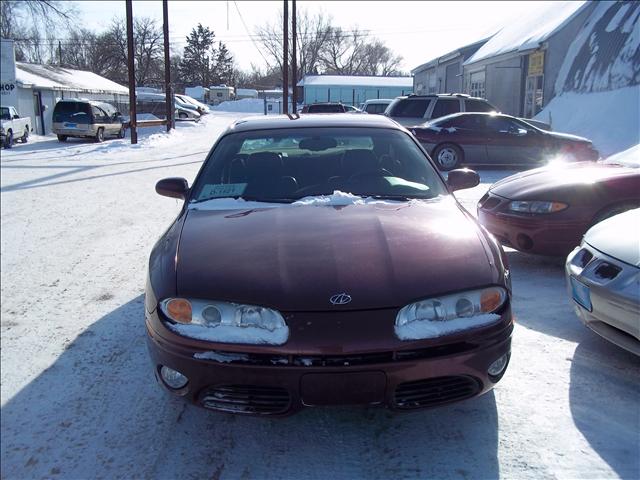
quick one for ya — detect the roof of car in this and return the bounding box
[398,93,488,101]
[225,113,402,133]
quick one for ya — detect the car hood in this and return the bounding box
[489,162,637,200]
[585,208,640,267]
[176,197,497,311]
[544,131,591,143]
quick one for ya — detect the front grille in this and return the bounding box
[199,384,291,415]
[394,376,481,409]
[194,342,476,368]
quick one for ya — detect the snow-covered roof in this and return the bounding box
[298,75,413,88]
[16,62,128,94]
[236,88,259,96]
[411,37,492,75]
[465,1,589,65]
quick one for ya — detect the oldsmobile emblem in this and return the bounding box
[330,293,352,305]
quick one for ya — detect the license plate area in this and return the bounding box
[300,371,386,406]
[65,123,77,128]
[570,276,592,312]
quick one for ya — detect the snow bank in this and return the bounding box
[465,2,587,65]
[601,144,640,166]
[534,86,640,156]
[213,98,265,113]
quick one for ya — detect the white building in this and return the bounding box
[1,39,128,135]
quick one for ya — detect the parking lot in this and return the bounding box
[1,114,638,479]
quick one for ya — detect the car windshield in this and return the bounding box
[191,127,447,203]
[307,104,344,113]
[53,102,92,124]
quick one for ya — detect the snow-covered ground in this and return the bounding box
[1,113,638,479]
[535,86,640,156]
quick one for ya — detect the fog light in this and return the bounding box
[160,365,188,389]
[488,353,509,377]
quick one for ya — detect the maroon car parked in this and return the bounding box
[478,152,640,256]
[146,114,513,416]
[411,112,599,171]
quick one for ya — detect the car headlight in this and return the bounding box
[395,287,507,340]
[508,200,568,214]
[160,298,288,345]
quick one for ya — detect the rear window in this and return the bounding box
[431,99,460,119]
[465,99,496,113]
[191,127,446,203]
[307,104,345,113]
[387,99,431,118]
[53,102,92,124]
[365,103,388,114]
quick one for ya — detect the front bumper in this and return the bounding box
[478,193,586,255]
[145,308,513,416]
[566,244,640,355]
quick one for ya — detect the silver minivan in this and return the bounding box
[53,99,126,142]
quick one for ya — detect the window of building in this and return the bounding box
[468,71,486,98]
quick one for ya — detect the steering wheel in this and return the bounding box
[347,168,393,183]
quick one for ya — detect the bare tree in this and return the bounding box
[255,8,403,78]
[0,0,76,63]
[255,9,333,77]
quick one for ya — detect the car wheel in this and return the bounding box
[117,126,126,139]
[178,112,188,119]
[95,127,105,143]
[4,130,13,149]
[433,143,462,171]
[20,129,29,143]
[57,134,68,142]
[591,202,640,226]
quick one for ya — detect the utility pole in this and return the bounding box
[291,0,297,110]
[57,41,62,65]
[282,0,289,115]
[163,0,173,132]
[126,0,138,144]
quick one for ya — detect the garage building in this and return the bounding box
[297,75,413,107]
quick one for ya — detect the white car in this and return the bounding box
[359,99,394,115]
[1,106,31,148]
[565,208,640,355]
[175,94,210,114]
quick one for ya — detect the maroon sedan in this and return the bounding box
[478,154,640,256]
[146,114,513,416]
[411,112,599,171]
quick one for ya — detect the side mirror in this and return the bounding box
[13,114,20,120]
[156,177,189,199]
[447,168,480,191]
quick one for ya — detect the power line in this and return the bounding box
[232,1,271,65]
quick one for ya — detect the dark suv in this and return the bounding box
[301,103,347,114]
[386,94,497,127]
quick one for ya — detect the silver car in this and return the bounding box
[565,208,640,355]
[53,99,126,142]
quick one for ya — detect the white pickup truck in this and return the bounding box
[1,106,32,149]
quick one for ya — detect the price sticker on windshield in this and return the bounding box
[199,183,247,200]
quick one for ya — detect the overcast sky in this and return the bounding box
[75,1,560,73]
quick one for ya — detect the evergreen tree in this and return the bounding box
[179,24,216,86]
[213,41,234,86]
